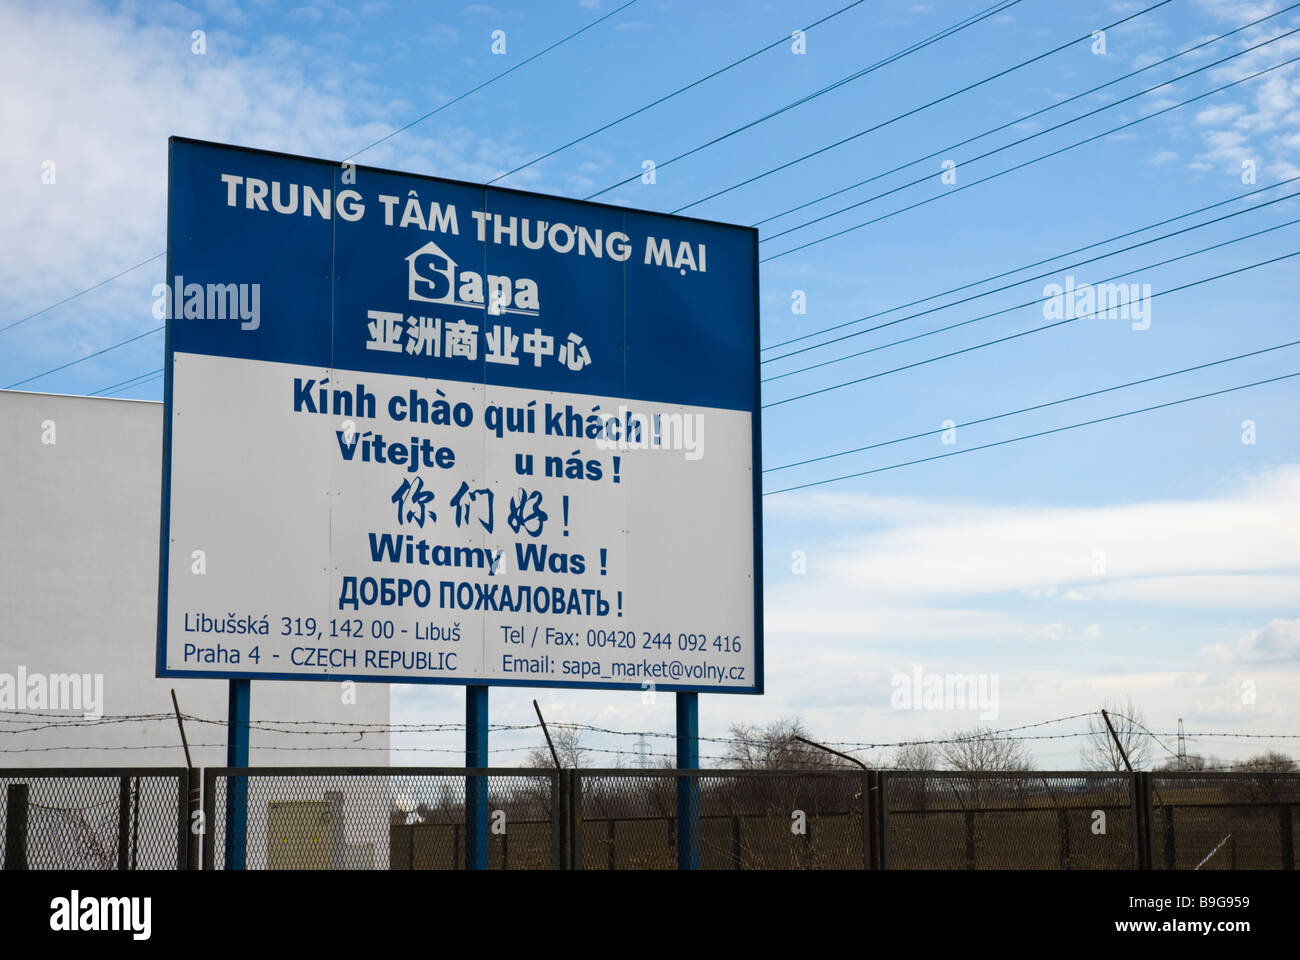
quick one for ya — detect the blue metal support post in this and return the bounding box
[465,685,489,870]
[225,678,250,870]
[676,692,700,870]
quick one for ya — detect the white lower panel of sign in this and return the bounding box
[163,352,757,690]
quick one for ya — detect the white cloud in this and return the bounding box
[769,465,1300,603]
[1203,618,1300,663]
[1188,21,1300,178]
[1074,574,1300,607]
[0,0,529,360]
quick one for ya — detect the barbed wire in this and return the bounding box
[2,708,1295,750]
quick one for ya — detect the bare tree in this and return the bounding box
[937,726,1034,771]
[1080,697,1153,771]
[1234,750,1296,773]
[1156,754,1218,771]
[891,741,939,770]
[722,716,852,769]
[526,724,589,769]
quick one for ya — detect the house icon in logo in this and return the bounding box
[407,240,456,305]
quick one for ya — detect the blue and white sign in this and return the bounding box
[158,138,762,692]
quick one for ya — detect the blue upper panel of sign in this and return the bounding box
[166,138,759,412]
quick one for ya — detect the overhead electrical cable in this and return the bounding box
[587,0,1177,200]
[486,0,884,184]
[581,0,1045,199]
[763,194,1300,378]
[760,175,1300,353]
[762,53,1300,261]
[681,2,1297,216]
[4,326,163,391]
[90,367,164,397]
[345,0,640,161]
[758,26,1300,244]
[762,247,1300,408]
[765,339,1300,473]
[763,370,1300,495]
[1,4,637,344]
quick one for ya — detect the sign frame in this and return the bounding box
[156,136,763,694]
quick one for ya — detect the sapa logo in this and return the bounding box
[406,241,539,316]
[50,890,151,940]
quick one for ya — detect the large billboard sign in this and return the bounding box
[158,138,761,692]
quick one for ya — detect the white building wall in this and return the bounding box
[0,390,390,767]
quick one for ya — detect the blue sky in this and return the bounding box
[2,0,1298,768]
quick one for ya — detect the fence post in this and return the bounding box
[569,770,583,870]
[464,685,489,871]
[552,771,563,871]
[731,815,742,871]
[675,692,700,871]
[1131,772,1152,870]
[179,769,196,870]
[201,769,216,870]
[963,810,976,870]
[3,783,28,870]
[117,776,131,871]
[225,679,251,871]
[1162,805,1176,870]
[1057,808,1070,870]
[877,771,890,870]
[861,772,874,870]
[186,768,201,869]
[1281,805,1294,871]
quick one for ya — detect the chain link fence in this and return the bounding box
[1150,771,1300,870]
[880,771,1135,869]
[573,769,868,869]
[0,769,188,869]
[202,767,560,870]
[2,767,1297,870]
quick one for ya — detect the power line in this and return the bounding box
[618,0,1182,205]
[715,3,1300,223]
[762,52,1300,261]
[108,372,163,396]
[1,2,880,393]
[486,0,878,185]
[760,175,1300,354]
[759,26,1300,245]
[763,246,1300,410]
[344,0,640,162]
[66,174,1293,404]
[765,339,1300,473]
[0,254,164,338]
[3,326,163,391]
[766,181,1300,367]
[1,7,632,347]
[765,206,1300,383]
[764,369,1300,495]
[583,0,1035,200]
[90,367,163,397]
